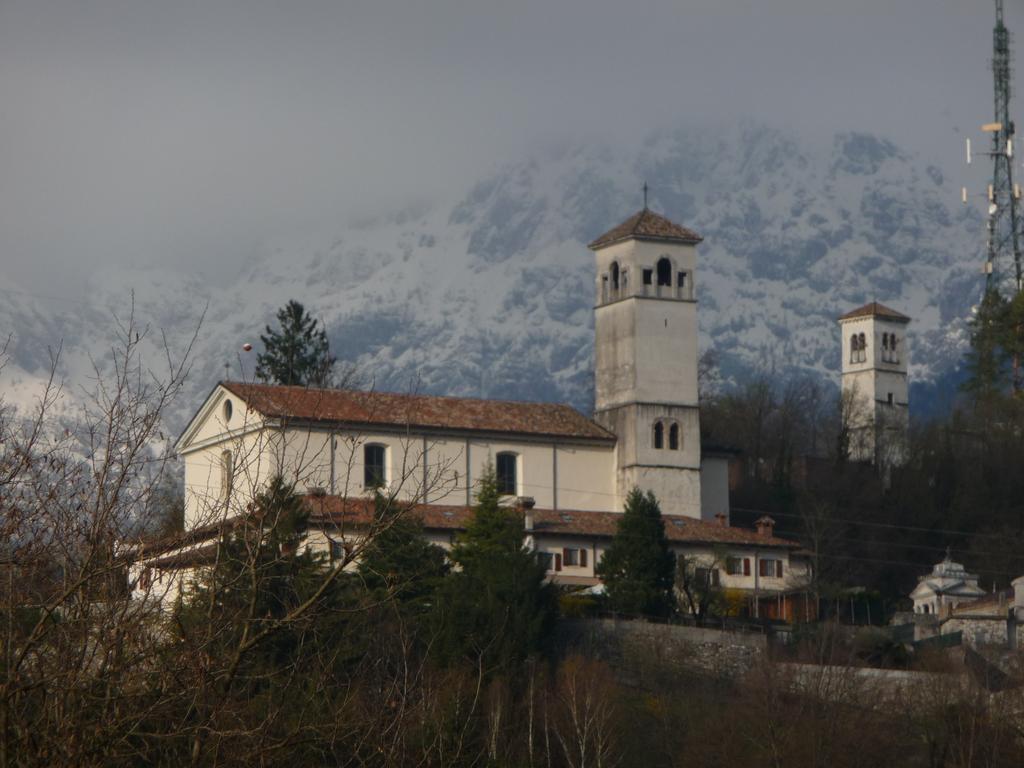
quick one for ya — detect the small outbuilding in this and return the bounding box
[909,554,986,618]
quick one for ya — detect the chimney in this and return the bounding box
[516,496,536,532]
[755,516,776,538]
[714,512,728,528]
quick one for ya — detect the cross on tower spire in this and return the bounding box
[642,182,649,210]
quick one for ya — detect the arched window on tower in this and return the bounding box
[668,422,680,450]
[849,334,859,364]
[857,333,867,363]
[890,334,899,363]
[610,261,620,297]
[656,257,672,288]
[653,421,664,449]
[882,333,890,363]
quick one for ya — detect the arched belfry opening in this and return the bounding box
[610,261,620,293]
[656,257,672,287]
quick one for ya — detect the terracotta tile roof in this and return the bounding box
[530,509,801,549]
[134,496,802,571]
[588,209,702,249]
[147,543,220,569]
[949,591,1012,617]
[126,519,234,560]
[303,496,802,549]
[837,302,910,323]
[304,496,473,531]
[220,382,615,442]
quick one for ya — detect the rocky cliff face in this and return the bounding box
[0,120,982,430]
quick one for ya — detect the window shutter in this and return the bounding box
[580,548,588,567]
[563,548,570,563]
[743,558,751,576]
[555,554,562,572]
[777,560,784,578]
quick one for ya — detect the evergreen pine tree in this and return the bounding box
[1003,290,1024,393]
[357,493,449,614]
[962,288,1010,402]
[429,466,556,673]
[177,476,333,666]
[255,300,336,387]
[596,488,676,618]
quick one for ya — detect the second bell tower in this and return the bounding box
[588,207,703,518]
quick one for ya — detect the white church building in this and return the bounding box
[131,208,812,616]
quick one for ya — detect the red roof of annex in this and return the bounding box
[302,496,801,550]
[131,497,801,561]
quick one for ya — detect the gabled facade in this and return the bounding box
[174,382,621,530]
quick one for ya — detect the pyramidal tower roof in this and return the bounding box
[838,301,911,323]
[588,208,703,250]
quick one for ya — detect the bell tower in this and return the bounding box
[838,302,911,467]
[588,207,703,517]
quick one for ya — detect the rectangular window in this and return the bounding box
[695,567,720,587]
[496,452,517,495]
[887,392,894,405]
[364,444,386,489]
[677,271,686,287]
[329,539,346,563]
[642,269,653,286]
[537,551,554,571]
[759,558,783,578]
[726,557,745,575]
[220,450,233,500]
[562,547,587,567]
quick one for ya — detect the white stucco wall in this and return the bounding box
[181,430,279,529]
[178,390,622,525]
[699,456,730,523]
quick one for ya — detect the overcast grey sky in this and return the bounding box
[0,0,1018,295]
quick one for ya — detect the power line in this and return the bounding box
[731,506,1018,542]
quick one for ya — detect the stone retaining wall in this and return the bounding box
[557,617,767,680]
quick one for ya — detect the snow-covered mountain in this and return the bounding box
[0,121,983,431]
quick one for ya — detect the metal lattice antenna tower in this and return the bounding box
[984,0,1022,294]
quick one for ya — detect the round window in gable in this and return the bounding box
[223,399,233,424]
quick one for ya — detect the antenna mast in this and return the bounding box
[978,0,1023,294]
[962,1,1024,390]
[965,1,1024,295]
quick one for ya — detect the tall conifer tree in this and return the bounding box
[597,488,676,618]
[256,300,335,386]
[962,288,1010,402]
[429,466,556,673]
